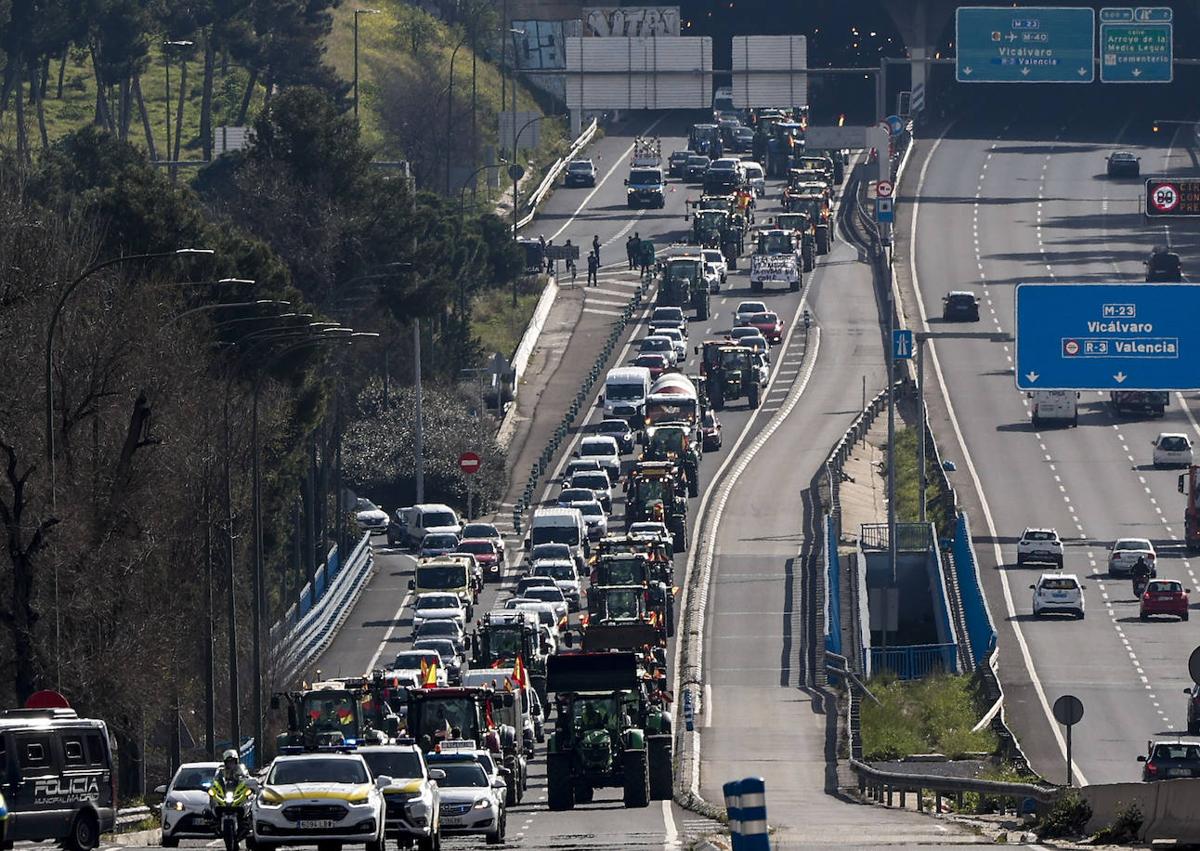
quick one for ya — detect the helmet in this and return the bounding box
[222,749,238,763]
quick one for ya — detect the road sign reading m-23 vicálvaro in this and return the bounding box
[1016,283,1200,391]
[957,7,1095,83]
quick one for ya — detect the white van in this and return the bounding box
[527,507,588,567]
[1029,390,1079,428]
[603,366,652,420]
[741,161,766,197]
[389,502,462,547]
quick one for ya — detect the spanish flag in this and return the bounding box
[512,655,527,689]
[423,660,439,687]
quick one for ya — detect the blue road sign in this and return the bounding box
[885,114,904,135]
[893,329,914,361]
[876,197,894,224]
[1100,8,1172,83]
[1015,284,1200,390]
[957,7,1095,83]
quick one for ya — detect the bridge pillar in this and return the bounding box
[879,0,955,119]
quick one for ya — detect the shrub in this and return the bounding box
[1092,800,1143,844]
[1035,792,1091,838]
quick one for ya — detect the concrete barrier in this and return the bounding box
[1082,778,1200,844]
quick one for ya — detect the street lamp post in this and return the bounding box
[163,40,194,180]
[445,32,471,195]
[353,9,382,127]
[458,162,507,227]
[509,28,525,239]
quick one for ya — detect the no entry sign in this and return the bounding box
[459,451,481,475]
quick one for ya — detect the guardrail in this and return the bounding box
[515,118,599,232]
[511,276,649,535]
[953,512,997,670]
[870,643,957,680]
[115,805,152,831]
[272,532,374,683]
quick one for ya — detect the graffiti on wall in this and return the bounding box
[512,19,582,70]
[582,6,680,37]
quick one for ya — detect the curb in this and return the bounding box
[105,827,161,846]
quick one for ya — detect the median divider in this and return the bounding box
[271,532,374,684]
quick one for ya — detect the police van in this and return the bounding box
[0,707,116,850]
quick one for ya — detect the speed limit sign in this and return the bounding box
[1145,178,1200,218]
[1150,182,1180,214]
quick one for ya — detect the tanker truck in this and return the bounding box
[642,373,701,436]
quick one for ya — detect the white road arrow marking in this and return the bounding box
[1025,371,1040,383]
[1114,372,1128,383]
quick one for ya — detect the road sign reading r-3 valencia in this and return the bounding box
[1016,283,1200,391]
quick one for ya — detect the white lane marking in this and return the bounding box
[662,800,680,849]
[549,114,668,242]
[909,132,1088,785]
[582,306,628,317]
[704,682,713,728]
[365,590,413,674]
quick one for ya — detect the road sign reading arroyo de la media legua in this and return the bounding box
[1015,283,1200,391]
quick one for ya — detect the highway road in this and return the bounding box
[904,91,1200,786]
[305,113,848,848]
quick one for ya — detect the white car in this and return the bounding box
[411,593,468,628]
[1153,433,1194,468]
[702,249,728,284]
[741,160,766,196]
[1016,527,1063,567]
[569,469,613,512]
[576,435,622,482]
[355,498,389,534]
[503,600,564,648]
[735,300,767,324]
[359,746,442,851]
[253,753,387,851]
[389,649,448,687]
[1108,537,1157,576]
[703,262,723,294]
[158,761,221,844]
[729,326,760,344]
[653,326,687,362]
[518,585,569,624]
[1031,573,1085,619]
[530,559,582,611]
[740,334,769,355]
[752,352,769,387]
[649,306,687,337]
[460,522,503,551]
[423,756,507,843]
[639,334,679,366]
[577,499,609,540]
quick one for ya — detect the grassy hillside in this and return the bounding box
[0,3,561,173]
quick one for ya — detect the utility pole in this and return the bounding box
[413,319,424,502]
[917,341,927,524]
[885,259,896,652]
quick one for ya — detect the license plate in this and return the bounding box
[441,816,465,827]
[1052,592,1068,599]
[1169,768,1190,777]
[299,820,336,829]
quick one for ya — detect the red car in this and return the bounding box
[1140,579,1190,621]
[746,311,784,344]
[701,409,723,451]
[456,538,505,582]
[632,352,671,379]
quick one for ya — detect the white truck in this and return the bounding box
[749,228,801,293]
[1029,390,1079,428]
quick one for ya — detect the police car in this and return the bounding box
[359,745,442,851]
[252,753,387,851]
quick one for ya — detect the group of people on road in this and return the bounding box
[625,233,655,278]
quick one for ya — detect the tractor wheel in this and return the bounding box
[622,749,651,808]
[816,228,830,255]
[546,753,575,811]
[574,785,594,804]
[669,517,687,553]
[749,383,760,409]
[687,470,699,499]
[790,276,800,293]
[712,382,725,412]
[750,279,762,292]
[696,297,708,321]
[804,252,815,272]
[648,736,674,801]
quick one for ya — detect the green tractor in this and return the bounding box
[591,556,675,637]
[546,653,673,810]
[700,342,760,411]
[624,461,688,552]
[272,678,401,753]
[691,209,727,249]
[642,423,700,498]
[471,610,551,704]
[658,255,710,320]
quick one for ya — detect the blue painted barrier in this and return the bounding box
[953,512,997,668]
[825,515,842,656]
[870,643,958,680]
[724,777,769,850]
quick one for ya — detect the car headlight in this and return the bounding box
[473,798,492,810]
[348,794,371,806]
[170,800,185,812]
[258,788,284,807]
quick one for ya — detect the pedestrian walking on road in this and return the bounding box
[592,234,601,266]
[564,238,577,284]
[544,239,554,274]
[587,251,599,286]
[626,233,638,269]
[638,240,654,279]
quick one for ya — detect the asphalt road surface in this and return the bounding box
[905,93,1200,786]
